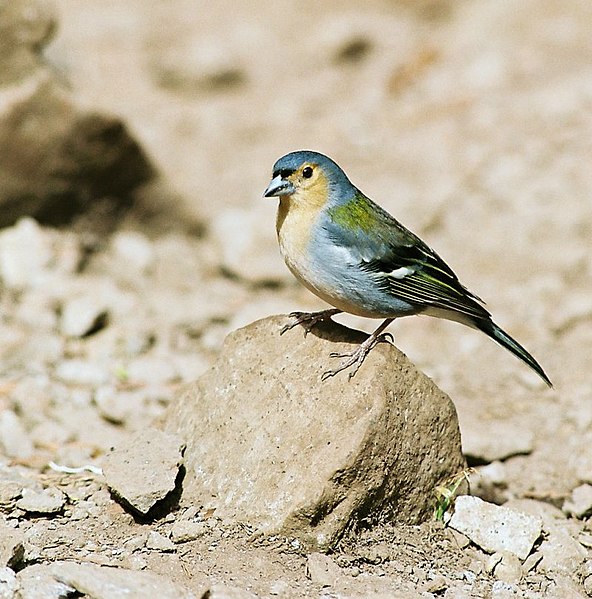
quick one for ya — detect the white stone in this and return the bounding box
[449,496,542,560]
[563,484,592,519]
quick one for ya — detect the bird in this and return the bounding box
[263,150,552,387]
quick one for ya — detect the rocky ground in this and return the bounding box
[1,0,592,597]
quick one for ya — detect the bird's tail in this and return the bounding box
[476,319,553,388]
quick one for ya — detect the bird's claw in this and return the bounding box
[280,309,341,336]
[322,332,394,381]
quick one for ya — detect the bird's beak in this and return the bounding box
[263,175,295,198]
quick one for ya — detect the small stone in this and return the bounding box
[0,218,51,290]
[15,487,65,515]
[126,356,178,386]
[538,525,587,575]
[449,495,542,560]
[460,418,534,463]
[210,207,288,284]
[146,531,175,553]
[110,231,155,274]
[269,580,290,595]
[55,359,110,386]
[0,567,18,599]
[306,553,341,587]
[49,561,196,598]
[102,428,184,516]
[94,386,143,425]
[522,552,543,573]
[478,461,507,485]
[490,581,520,599]
[447,527,470,549]
[0,522,24,568]
[16,563,74,599]
[170,520,207,544]
[60,294,109,338]
[424,575,448,593]
[0,410,33,459]
[491,551,523,584]
[563,484,592,519]
[124,534,147,552]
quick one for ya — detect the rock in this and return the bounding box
[15,487,65,515]
[563,484,592,519]
[0,218,52,290]
[110,231,155,274]
[0,567,19,599]
[48,561,198,599]
[0,521,24,568]
[449,496,542,560]
[0,409,34,459]
[306,553,341,587]
[59,294,109,338]
[150,35,247,94]
[55,359,110,386]
[460,417,535,464]
[0,0,56,82]
[146,531,175,552]
[17,563,75,598]
[164,315,465,549]
[490,581,521,599]
[538,524,587,575]
[170,520,208,544]
[504,498,587,574]
[210,207,289,284]
[0,0,154,229]
[102,428,185,517]
[490,551,523,584]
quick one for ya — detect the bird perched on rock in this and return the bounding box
[264,150,552,387]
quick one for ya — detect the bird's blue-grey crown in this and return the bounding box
[271,150,355,203]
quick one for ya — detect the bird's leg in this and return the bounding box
[322,318,395,381]
[280,308,342,336]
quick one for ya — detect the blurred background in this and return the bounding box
[1,0,591,501]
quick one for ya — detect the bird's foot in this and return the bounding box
[280,308,342,336]
[321,331,394,381]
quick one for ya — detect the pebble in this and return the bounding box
[306,552,341,587]
[210,207,288,284]
[170,520,208,544]
[48,561,196,598]
[0,567,18,599]
[126,355,178,386]
[110,231,155,274]
[146,531,175,552]
[0,218,51,290]
[60,294,109,338]
[563,484,592,519]
[101,428,184,517]
[460,418,535,463]
[490,551,523,584]
[0,410,34,459]
[449,495,542,560]
[0,522,24,568]
[55,359,110,386]
[15,487,65,515]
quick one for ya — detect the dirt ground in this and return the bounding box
[1,0,592,597]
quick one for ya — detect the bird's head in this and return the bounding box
[264,150,352,209]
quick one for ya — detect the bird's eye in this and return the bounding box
[302,166,313,179]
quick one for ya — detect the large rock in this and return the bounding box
[164,315,465,549]
[0,0,154,229]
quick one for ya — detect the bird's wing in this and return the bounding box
[324,192,490,320]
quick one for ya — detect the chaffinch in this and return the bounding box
[264,150,552,387]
